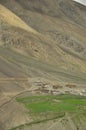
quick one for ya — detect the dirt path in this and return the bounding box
[0,89,32,109]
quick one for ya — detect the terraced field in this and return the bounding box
[17,94,86,114]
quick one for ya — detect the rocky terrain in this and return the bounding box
[0,0,86,130]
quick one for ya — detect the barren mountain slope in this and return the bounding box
[0,0,86,75]
[1,0,86,60]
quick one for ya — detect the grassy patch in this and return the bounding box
[17,94,86,114]
[16,94,86,123]
[26,100,75,113]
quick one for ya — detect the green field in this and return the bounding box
[10,94,86,130]
[17,94,86,116]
